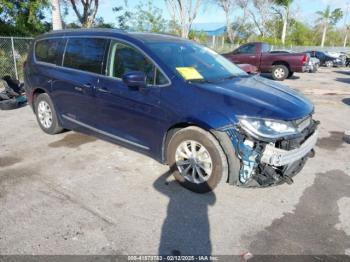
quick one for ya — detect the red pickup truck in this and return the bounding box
[223,42,309,81]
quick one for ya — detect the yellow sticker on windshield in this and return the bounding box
[176,67,203,80]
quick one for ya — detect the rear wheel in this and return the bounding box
[35,93,63,134]
[167,126,228,193]
[272,65,289,81]
[325,61,333,67]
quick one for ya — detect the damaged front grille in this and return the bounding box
[275,118,318,150]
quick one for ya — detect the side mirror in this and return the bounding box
[122,71,146,89]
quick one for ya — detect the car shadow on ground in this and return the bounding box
[334,70,350,76]
[153,166,215,255]
[335,78,350,84]
[342,98,350,106]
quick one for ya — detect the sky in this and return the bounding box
[62,0,350,27]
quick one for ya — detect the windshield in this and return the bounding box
[146,41,247,82]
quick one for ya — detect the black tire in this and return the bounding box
[35,93,63,135]
[311,67,317,73]
[325,61,333,67]
[272,64,289,81]
[0,98,19,110]
[166,126,228,193]
[287,71,294,78]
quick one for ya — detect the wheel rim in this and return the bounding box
[37,101,53,128]
[274,68,285,79]
[175,140,213,184]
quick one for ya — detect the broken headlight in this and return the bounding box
[238,117,298,139]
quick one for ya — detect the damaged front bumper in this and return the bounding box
[217,118,319,187]
[260,130,318,167]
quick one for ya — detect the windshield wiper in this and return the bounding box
[187,79,217,84]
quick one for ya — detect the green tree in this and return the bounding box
[131,0,166,32]
[0,0,50,36]
[316,6,343,47]
[188,30,208,43]
[288,20,315,45]
[112,6,133,30]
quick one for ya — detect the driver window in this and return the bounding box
[239,44,256,54]
[107,40,168,86]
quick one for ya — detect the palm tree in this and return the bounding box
[52,0,63,30]
[344,25,350,47]
[316,6,343,47]
[275,0,293,45]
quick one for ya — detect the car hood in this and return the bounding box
[193,75,314,121]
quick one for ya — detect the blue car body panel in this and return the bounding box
[24,29,314,163]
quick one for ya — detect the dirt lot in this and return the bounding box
[0,67,350,256]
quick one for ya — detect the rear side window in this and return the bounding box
[63,38,108,74]
[261,43,270,53]
[35,38,65,65]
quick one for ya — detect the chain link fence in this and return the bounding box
[0,36,33,82]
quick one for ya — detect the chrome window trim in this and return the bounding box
[34,37,66,66]
[33,35,172,88]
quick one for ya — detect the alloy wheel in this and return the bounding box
[37,101,53,128]
[175,140,213,184]
[274,68,285,79]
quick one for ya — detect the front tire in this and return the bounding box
[35,93,63,135]
[166,126,228,193]
[272,65,289,81]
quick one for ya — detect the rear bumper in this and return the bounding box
[290,65,309,73]
[260,130,318,166]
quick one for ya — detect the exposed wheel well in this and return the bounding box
[163,123,195,163]
[33,88,46,102]
[32,88,46,110]
[272,61,290,71]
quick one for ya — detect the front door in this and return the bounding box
[229,43,259,66]
[95,40,170,153]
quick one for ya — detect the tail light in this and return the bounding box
[301,54,308,65]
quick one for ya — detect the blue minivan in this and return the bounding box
[24,29,318,193]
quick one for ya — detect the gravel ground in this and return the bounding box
[0,67,350,256]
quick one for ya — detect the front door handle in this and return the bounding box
[74,86,83,92]
[97,87,111,94]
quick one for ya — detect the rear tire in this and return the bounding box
[272,65,289,81]
[287,71,294,78]
[325,61,333,67]
[35,93,63,135]
[166,126,228,193]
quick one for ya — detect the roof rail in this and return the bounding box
[46,28,127,35]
